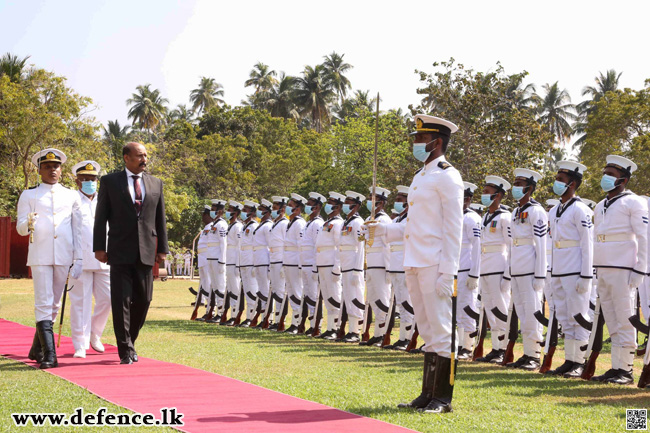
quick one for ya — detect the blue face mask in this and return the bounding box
[394,202,405,213]
[412,142,431,162]
[511,186,526,201]
[601,174,619,192]
[241,211,250,220]
[256,210,264,219]
[553,180,569,196]
[210,211,217,219]
[366,202,375,212]
[81,180,97,195]
[481,194,494,207]
[304,205,313,214]
[342,204,352,215]
[271,210,279,219]
[285,206,294,216]
[225,211,233,220]
[324,204,335,215]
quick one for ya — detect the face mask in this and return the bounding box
[210,211,217,219]
[285,206,294,216]
[305,205,313,214]
[511,186,526,201]
[225,211,233,219]
[481,194,494,207]
[553,180,569,196]
[601,174,620,192]
[412,142,431,162]
[394,202,405,213]
[81,180,97,195]
[256,210,264,219]
[366,202,375,212]
[342,204,352,215]
[271,210,279,219]
[324,204,334,215]
[241,211,250,220]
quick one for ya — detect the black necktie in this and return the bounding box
[132,175,142,215]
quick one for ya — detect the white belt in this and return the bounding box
[316,246,336,253]
[596,233,635,243]
[300,246,313,251]
[269,247,282,253]
[284,246,299,252]
[512,238,534,247]
[253,246,267,251]
[207,242,219,247]
[553,240,580,249]
[546,250,552,255]
[227,245,238,249]
[366,247,383,253]
[241,246,253,251]
[390,245,404,252]
[197,248,207,254]
[482,244,506,253]
[339,245,358,252]
[461,243,471,249]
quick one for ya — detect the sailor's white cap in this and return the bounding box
[606,155,637,175]
[514,168,543,184]
[485,175,511,192]
[32,148,66,166]
[345,190,366,203]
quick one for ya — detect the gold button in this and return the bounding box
[54,235,57,239]
[421,172,425,176]
[407,218,410,221]
[410,202,414,206]
[406,234,409,239]
[413,187,417,190]
[53,212,56,215]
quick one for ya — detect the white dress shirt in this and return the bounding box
[125,167,146,203]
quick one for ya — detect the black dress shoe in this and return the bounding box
[457,348,473,361]
[359,336,382,346]
[420,398,453,414]
[224,318,236,326]
[321,330,338,341]
[131,352,138,363]
[391,339,409,351]
[591,368,619,382]
[409,344,425,354]
[284,325,299,335]
[337,332,360,343]
[604,369,634,385]
[475,348,500,363]
[195,314,208,322]
[304,327,314,336]
[206,315,221,323]
[238,319,251,328]
[268,323,279,331]
[546,360,574,375]
[120,356,133,365]
[518,356,540,371]
[563,362,585,378]
[506,355,528,369]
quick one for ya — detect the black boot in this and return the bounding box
[28,329,44,363]
[420,354,456,413]
[398,352,436,409]
[36,320,58,369]
[563,362,585,378]
[591,368,619,382]
[546,359,574,376]
[605,369,634,385]
[475,348,501,363]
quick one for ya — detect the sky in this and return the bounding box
[3,0,650,128]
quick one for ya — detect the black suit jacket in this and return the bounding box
[93,170,169,266]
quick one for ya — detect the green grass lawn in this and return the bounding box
[1,277,648,433]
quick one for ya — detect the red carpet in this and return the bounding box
[0,319,417,433]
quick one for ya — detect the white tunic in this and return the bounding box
[284,216,306,266]
[225,220,242,266]
[387,213,407,273]
[365,211,391,269]
[16,183,83,266]
[460,208,482,278]
[593,192,648,273]
[339,214,365,272]
[548,198,593,278]
[299,216,324,267]
[252,220,272,266]
[510,200,547,278]
[76,192,109,271]
[385,156,464,275]
[269,217,288,264]
[239,220,258,267]
[480,208,511,277]
[207,218,227,263]
[196,223,211,268]
[315,215,343,268]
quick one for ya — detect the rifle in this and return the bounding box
[499,297,517,366]
[312,292,323,337]
[56,266,74,347]
[260,292,276,329]
[205,291,217,321]
[297,295,310,334]
[190,285,205,320]
[276,295,289,332]
[219,291,231,324]
[233,286,245,325]
[539,307,558,374]
[639,340,650,388]
[361,302,373,342]
[406,325,419,352]
[450,279,458,385]
[381,293,397,347]
[578,297,603,380]
[464,304,485,360]
[337,303,349,340]
[251,296,263,327]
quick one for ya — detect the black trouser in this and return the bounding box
[110,260,153,359]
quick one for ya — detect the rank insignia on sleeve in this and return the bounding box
[438,161,452,170]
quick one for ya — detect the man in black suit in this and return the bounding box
[93,142,168,364]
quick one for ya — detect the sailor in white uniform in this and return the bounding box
[183,251,191,276]
[591,155,648,385]
[17,148,83,369]
[238,200,259,327]
[582,198,599,320]
[222,201,243,326]
[268,196,289,330]
[206,199,227,318]
[283,193,307,334]
[194,206,213,312]
[299,193,325,335]
[67,160,111,359]
[252,199,273,328]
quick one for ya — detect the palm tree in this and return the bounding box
[102,120,131,167]
[573,70,622,148]
[535,82,577,146]
[126,84,169,131]
[334,90,377,121]
[169,104,194,122]
[189,77,224,114]
[244,62,277,95]
[0,53,30,82]
[261,73,299,120]
[293,65,336,133]
[322,52,352,103]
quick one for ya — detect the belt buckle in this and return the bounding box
[317,247,321,253]
[481,246,486,253]
[554,241,561,248]
[597,234,605,242]
[513,239,519,247]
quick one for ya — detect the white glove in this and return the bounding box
[386,274,392,285]
[435,273,454,297]
[361,221,387,239]
[500,278,511,294]
[533,278,545,292]
[70,260,83,279]
[280,268,285,279]
[466,276,479,291]
[576,278,591,294]
[28,212,39,225]
[220,265,226,274]
[312,272,318,282]
[251,268,256,278]
[629,272,645,289]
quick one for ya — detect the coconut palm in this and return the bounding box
[189,77,224,114]
[261,73,299,120]
[293,65,336,133]
[573,70,622,148]
[244,62,277,95]
[169,104,194,122]
[322,52,353,103]
[102,120,131,168]
[535,82,577,146]
[333,90,377,121]
[0,53,30,82]
[126,84,169,131]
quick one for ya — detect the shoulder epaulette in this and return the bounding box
[438,161,452,170]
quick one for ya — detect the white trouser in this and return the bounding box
[165,263,172,274]
[512,275,544,357]
[391,272,414,338]
[198,266,211,299]
[208,260,226,308]
[552,275,590,341]
[366,268,391,334]
[254,265,270,311]
[641,277,650,325]
[318,266,342,330]
[177,264,182,275]
[597,268,637,350]
[284,266,304,326]
[184,262,190,275]
[479,273,509,350]
[68,269,111,351]
[405,265,454,357]
[341,270,365,322]
[240,266,259,320]
[589,276,598,321]
[269,263,286,317]
[31,265,68,322]
[457,271,478,333]
[301,265,318,318]
[225,265,241,313]
[544,273,554,311]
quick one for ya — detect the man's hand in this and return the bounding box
[629,272,644,290]
[360,221,387,239]
[95,251,108,263]
[466,276,479,291]
[436,273,454,297]
[28,212,39,226]
[533,278,545,292]
[156,253,167,264]
[70,260,83,279]
[576,278,591,294]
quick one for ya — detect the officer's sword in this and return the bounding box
[56,265,74,348]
